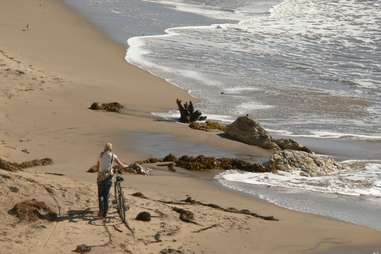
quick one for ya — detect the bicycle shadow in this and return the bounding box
[55,207,123,227]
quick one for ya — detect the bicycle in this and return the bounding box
[114,174,128,223]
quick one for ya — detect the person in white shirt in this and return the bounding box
[97,142,127,218]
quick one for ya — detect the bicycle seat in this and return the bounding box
[116,176,124,182]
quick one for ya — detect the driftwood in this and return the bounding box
[181,197,277,221]
[176,99,206,123]
[131,192,277,222]
[45,172,65,176]
[159,197,277,221]
[192,224,219,233]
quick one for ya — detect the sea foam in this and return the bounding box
[218,161,381,197]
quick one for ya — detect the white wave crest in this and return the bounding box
[285,130,381,141]
[236,101,273,115]
[223,86,261,94]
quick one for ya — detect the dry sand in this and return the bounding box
[0,0,381,253]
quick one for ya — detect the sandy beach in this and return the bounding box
[1,0,381,253]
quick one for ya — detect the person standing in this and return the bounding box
[97,142,127,218]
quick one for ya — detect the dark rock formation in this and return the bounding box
[189,121,226,132]
[160,249,184,254]
[274,138,311,153]
[163,154,177,162]
[89,102,124,113]
[73,244,92,253]
[131,146,344,177]
[176,99,206,123]
[224,116,279,150]
[175,155,267,172]
[131,192,148,199]
[0,157,53,172]
[136,211,151,222]
[265,150,345,176]
[131,154,267,173]
[169,151,345,176]
[8,199,57,222]
[176,155,216,171]
[218,158,269,172]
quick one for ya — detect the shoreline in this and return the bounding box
[0,0,381,253]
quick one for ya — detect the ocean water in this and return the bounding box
[64,0,381,231]
[127,0,381,140]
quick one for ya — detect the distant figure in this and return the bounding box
[22,24,30,32]
[96,142,127,218]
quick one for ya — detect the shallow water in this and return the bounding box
[123,132,235,158]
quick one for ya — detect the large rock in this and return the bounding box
[265,150,345,176]
[224,116,312,153]
[224,116,279,150]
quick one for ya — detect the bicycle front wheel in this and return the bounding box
[116,183,126,222]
